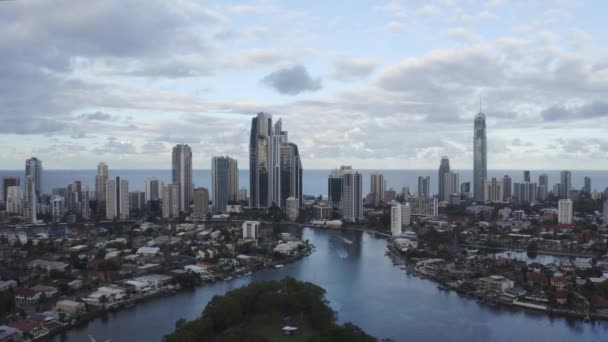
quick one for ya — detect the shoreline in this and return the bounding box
[384,245,605,323]
[46,244,315,341]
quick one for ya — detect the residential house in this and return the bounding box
[14,288,41,304]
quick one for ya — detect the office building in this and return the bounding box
[212,156,238,213]
[25,157,43,200]
[249,112,272,208]
[106,177,129,220]
[286,197,299,220]
[483,178,503,203]
[538,174,549,201]
[2,176,19,205]
[438,157,450,202]
[560,170,571,199]
[144,177,163,202]
[503,175,512,201]
[172,144,192,212]
[370,172,386,207]
[473,111,487,201]
[341,168,363,222]
[162,184,180,219]
[390,204,402,236]
[417,176,430,198]
[558,199,573,224]
[193,187,210,218]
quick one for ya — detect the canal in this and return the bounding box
[54,227,608,341]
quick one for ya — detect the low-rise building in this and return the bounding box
[28,259,69,273]
[242,221,260,240]
[14,288,41,304]
[480,275,514,294]
[273,241,303,256]
[133,274,172,289]
[83,285,127,306]
[0,325,22,341]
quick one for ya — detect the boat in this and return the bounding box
[244,271,252,276]
[274,264,284,268]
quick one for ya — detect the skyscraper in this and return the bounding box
[417,176,430,198]
[328,167,347,210]
[228,158,239,202]
[559,170,571,199]
[438,157,450,202]
[558,199,573,224]
[2,176,19,204]
[106,177,129,220]
[483,177,503,202]
[503,175,512,201]
[473,111,487,201]
[538,174,549,201]
[144,177,163,202]
[370,172,386,207]
[390,204,402,236]
[95,162,108,209]
[162,184,180,219]
[249,112,272,208]
[212,156,237,213]
[524,170,530,183]
[172,144,192,212]
[25,157,43,200]
[341,168,363,222]
[193,187,210,218]
[442,172,459,202]
[583,176,591,194]
[25,175,37,223]
[249,113,302,209]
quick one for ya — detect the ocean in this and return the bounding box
[1,169,607,199]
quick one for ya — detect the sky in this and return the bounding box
[1,0,608,170]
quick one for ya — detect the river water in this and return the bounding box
[53,227,608,342]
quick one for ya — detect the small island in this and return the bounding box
[164,277,380,342]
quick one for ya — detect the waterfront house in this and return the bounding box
[31,284,59,298]
[83,285,127,306]
[526,269,549,288]
[550,274,568,291]
[124,280,151,293]
[14,288,41,304]
[8,320,48,340]
[480,275,514,294]
[134,274,172,289]
[273,241,303,256]
[554,290,568,305]
[28,259,69,274]
[56,299,86,317]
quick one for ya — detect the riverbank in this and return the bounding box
[302,223,392,238]
[459,243,596,258]
[46,244,315,341]
[384,245,605,322]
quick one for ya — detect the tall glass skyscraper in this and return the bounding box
[212,156,237,213]
[473,112,487,201]
[25,157,43,200]
[249,113,272,208]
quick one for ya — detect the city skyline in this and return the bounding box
[1,1,608,170]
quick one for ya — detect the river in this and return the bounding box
[53,227,608,342]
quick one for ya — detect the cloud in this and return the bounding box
[332,58,380,82]
[442,27,483,43]
[261,65,322,95]
[416,5,440,17]
[384,21,407,33]
[541,102,608,121]
[79,111,113,121]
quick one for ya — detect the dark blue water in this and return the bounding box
[1,169,606,199]
[53,228,607,342]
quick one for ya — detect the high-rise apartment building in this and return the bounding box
[106,177,129,220]
[538,174,549,201]
[438,157,450,202]
[390,204,402,236]
[558,199,573,224]
[341,168,363,222]
[417,176,430,198]
[95,162,108,209]
[6,186,22,215]
[144,177,163,202]
[559,170,571,199]
[172,144,192,212]
[524,170,530,183]
[473,112,487,201]
[162,184,181,219]
[401,202,411,226]
[193,187,209,218]
[25,157,43,200]
[442,172,459,202]
[328,167,348,210]
[483,178,503,202]
[2,176,19,204]
[286,197,299,220]
[583,176,591,194]
[25,175,37,223]
[503,175,512,201]
[370,172,386,207]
